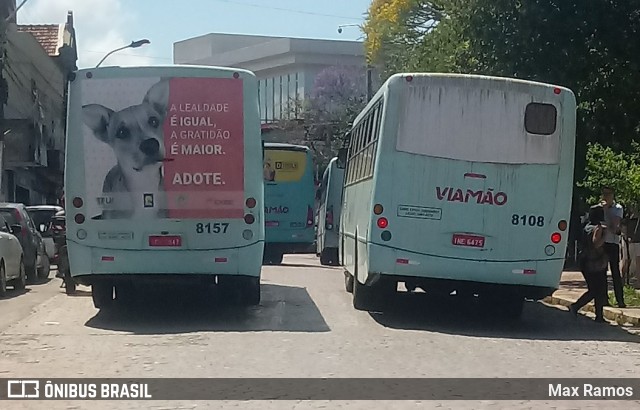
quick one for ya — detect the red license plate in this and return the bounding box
[149,235,182,247]
[452,234,485,248]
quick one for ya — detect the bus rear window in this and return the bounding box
[525,103,557,135]
[264,150,308,182]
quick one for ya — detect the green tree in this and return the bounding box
[363,0,443,78]
[365,0,640,185]
[579,142,640,217]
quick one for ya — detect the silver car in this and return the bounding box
[26,205,63,265]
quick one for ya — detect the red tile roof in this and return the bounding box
[17,24,63,56]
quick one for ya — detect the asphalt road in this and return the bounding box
[0,255,638,409]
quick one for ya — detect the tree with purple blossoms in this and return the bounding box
[278,65,368,174]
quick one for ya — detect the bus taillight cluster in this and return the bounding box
[550,220,567,245]
[374,204,392,241]
[73,197,85,225]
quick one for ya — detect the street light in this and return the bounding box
[337,23,360,34]
[95,39,150,68]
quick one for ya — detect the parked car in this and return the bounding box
[0,214,26,295]
[0,203,49,282]
[26,205,63,264]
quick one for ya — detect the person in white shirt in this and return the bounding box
[601,186,626,308]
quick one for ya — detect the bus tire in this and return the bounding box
[65,278,76,295]
[353,275,375,311]
[241,276,260,306]
[330,248,340,266]
[92,283,114,309]
[320,249,331,265]
[484,293,524,320]
[344,271,354,293]
[271,252,283,265]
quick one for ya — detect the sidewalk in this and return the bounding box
[543,271,640,326]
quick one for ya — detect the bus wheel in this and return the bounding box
[240,276,260,306]
[271,252,283,265]
[320,249,331,265]
[498,296,525,320]
[344,271,354,293]
[484,293,524,321]
[330,249,340,266]
[92,283,114,309]
[353,276,378,311]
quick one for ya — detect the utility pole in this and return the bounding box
[366,65,373,102]
[0,0,28,199]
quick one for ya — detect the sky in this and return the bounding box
[17,0,371,68]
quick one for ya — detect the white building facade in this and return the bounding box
[174,33,366,124]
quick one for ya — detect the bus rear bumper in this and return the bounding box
[68,241,263,285]
[368,243,563,299]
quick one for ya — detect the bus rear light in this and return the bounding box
[325,206,334,230]
[551,232,562,244]
[73,197,83,208]
[405,75,413,82]
[246,197,257,208]
[377,217,388,229]
[233,72,240,79]
[101,256,114,262]
[242,229,253,240]
[557,220,567,231]
[373,204,384,215]
[554,87,561,94]
[215,257,227,263]
[307,206,314,227]
[397,258,409,264]
[381,231,392,241]
[244,214,255,224]
[74,214,85,224]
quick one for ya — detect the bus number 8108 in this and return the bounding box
[512,214,545,227]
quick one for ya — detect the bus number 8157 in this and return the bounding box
[196,223,230,234]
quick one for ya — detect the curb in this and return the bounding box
[543,295,640,326]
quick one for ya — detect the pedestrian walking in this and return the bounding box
[570,205,609,322]
[601,186,626,308]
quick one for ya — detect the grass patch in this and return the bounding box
[608,285,640,307]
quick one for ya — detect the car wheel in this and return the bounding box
[37,254,51,279]
[26,257,38,283]
[12,258,26,290]
[0,263,6,296]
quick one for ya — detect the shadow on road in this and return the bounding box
[368,292,639,343]
[0,287,30,300]
[84,283,330,335]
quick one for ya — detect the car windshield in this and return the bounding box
[0,209,18,226]
[27,210,57,237]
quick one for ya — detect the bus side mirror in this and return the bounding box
[337,148,347,169]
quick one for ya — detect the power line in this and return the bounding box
[211,0,363,21]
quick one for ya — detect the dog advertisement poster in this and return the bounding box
[81,76,245,220]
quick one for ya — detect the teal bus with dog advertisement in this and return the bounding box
[339,73,576,319]
[64,65,264,309]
